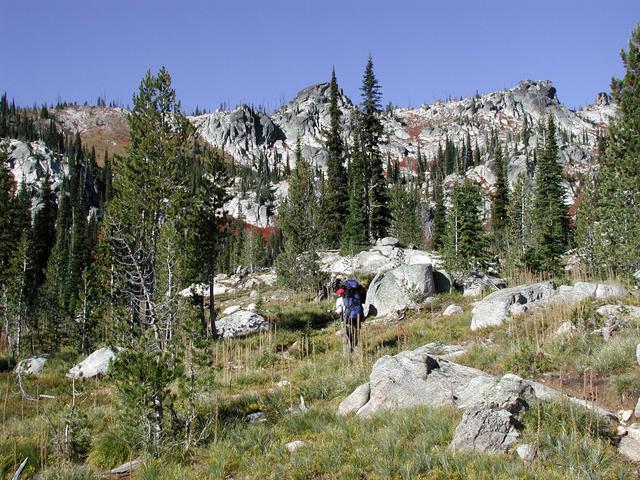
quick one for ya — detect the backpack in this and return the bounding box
[342,279,366,320]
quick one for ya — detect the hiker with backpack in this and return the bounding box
[332,278,366,354]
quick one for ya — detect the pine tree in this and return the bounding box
[0,147,18,283]
[579,23,640,278]
[276,139,321,289]
[359,55,389,242]
[529,117,567,273]
[505,173,535,271]
[490,143,509,251]
[443,179,487,271]
[389,183,423,246]
[341,133,368,254]
[319,69,348,248]
[431,168,446,250]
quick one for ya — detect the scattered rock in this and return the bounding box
[67,347,121,379]
[471,281,557,330]
[246,412,267,423]
[554,321,575,337]
[619,423,640,462]
[635,398,640,419]
[443,304,463,317]
[338,383,371,416]
[342,346,495,417]
[246,303,258,312]
[516,443,537,462]
[287,395,308,415]
[14,355,48,375]
[276,379,291,388]
[222,305,241,316]
[216,310,269,339]
[364,263,435,318]
[617,425,628,437]
[105,459,142,479]
[450,374,535,454]
[376,237,400,247]
[471,281,629,330]
[286,440,307,453]
[453,271,506,297]
[619,409,633,423]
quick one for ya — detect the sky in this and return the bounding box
[2,0,639,112]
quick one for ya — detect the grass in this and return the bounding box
[1,284,639,478]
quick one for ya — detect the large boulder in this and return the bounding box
[451,374,536,454]
[471,281,557,330]
[216,310,269,338]
[318,246,442,276]
[339,344,495,417]
[364,264,435,318]
[67,347,121,379]
[471,281,629,330]
[14,354,48,375]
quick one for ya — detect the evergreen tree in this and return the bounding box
[276,139,321,289]
[579,23,640,278]
[359,55,389,242]
[389,183,423,247]
[319,69,348,248]
[341,133,368,254]
[490,143,509,251]
[0,147,18,283]
[431,168,446,250]
[443,179,487,271]
[505,173,535,271]
[529,117,567,273]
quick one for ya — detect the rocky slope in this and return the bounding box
[3,80,615,225]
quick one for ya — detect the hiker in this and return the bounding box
[333,278,366,354]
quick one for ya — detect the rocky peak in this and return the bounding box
[595,92,611,106]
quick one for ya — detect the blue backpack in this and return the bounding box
[343,279,366,320]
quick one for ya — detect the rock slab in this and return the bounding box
[471,281,629,330]
[67,347,120,379]
[216,310,269,338]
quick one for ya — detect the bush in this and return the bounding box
[87,432,132,469]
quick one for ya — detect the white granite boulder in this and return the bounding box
[14,354,48,375]
[67,347,121,379]
[216,310,269,339]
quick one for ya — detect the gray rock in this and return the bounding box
[222,305,241,315]
[338,383,371,416]
[14,354,48,375]
[443,304,463,317]
[637,344,640,367]
[554,321,576,337]
[350,348,495,417]
[471,281,557,330]
[597,304,640,323]
[450,374,535,454]
[67,347,120,379]
[635,397,640,419]
[217,310,269,339]
[364,264,435,318]
[516,443,537,462]
[246,412,267,423]
[471,281,628,330]
[286,440,307,453]
[619,436,640,462]
[376,237,400,247]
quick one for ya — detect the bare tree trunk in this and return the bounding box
[209,273,217,339]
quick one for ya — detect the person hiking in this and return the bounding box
[333,278,365,354]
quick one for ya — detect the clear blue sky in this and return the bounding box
[2,0,638,112]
